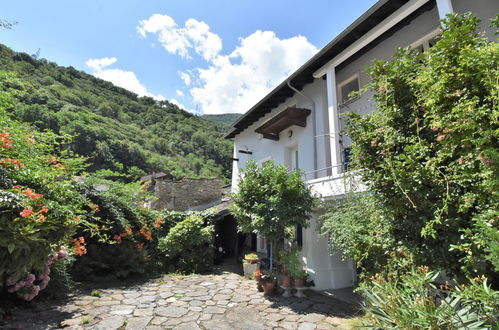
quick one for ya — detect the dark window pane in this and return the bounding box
[340,78,359,104]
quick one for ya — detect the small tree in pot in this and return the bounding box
[231,160,316,270]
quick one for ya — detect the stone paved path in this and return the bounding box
[2,272,358,329]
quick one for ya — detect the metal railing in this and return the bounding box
[302,164,346,181]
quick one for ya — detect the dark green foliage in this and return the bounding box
[71,173,216,278]
[319,194,395,274]
[360,255,498,329]
[231,160,316,252]
[0,45,232,179]
[0,83,95,300]
[201,113,242,130]
[158,215,214,273]
[345,13,498,279]
[319,13,498,328]
[71,173,160,279]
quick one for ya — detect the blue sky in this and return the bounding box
[1,0,377,114]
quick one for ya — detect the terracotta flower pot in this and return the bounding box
[262,281,275,294]
[294,277,305,288]
[245,257,259,263]
[281,275,291,287]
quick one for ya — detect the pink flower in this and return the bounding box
[21,285,40,301]
[38,276,50,290]
[26,274,35,285]
[57,246,68,259]
[5,277,15,286]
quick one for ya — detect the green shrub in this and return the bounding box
[0,77,93,300]
[360,260,498,329]
[319,193,395,275]
[71,173,162,279]
[345,13,498,278]
[158,215,213,273]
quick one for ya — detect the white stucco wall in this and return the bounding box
[302,213,356,290]
[231,76,330,193]
[336,5,440,148]
[452,0,499,41]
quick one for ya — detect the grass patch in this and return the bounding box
[90,290,101,297]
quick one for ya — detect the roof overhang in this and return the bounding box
[224,0,435,140]
[255,107,311,141]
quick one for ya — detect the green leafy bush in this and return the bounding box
[344,13,498,278]
[71,173,164,279]
[360,257,498,329]
[327,13,499,327]
[319,193,394,275]
[158,215,213,273]
[0,77,92,300]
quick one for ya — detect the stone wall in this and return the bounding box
[150,177,226,211]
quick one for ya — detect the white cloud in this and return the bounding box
[85,57,117,71]
[178,71,191,86]
[138,14,222,61]
[190,31,317,114]
[176,90,184,97]
[86,57,164,101]
[137,15,318,114]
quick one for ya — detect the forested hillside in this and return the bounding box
[201,113,241,127]
[0,44,234,179]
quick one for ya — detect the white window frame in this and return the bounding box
[337,72,360,107]
[410,28,441,52]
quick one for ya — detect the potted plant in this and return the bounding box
[260,270,277,294]
[244,253,259,263]
[254,269,262,281]
[243,253,259,277]
[279,247,301,287]
[281,270,292,287]
[291,269,308,288]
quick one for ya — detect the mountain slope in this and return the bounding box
[0,44,233,178]
[201,113,242,129]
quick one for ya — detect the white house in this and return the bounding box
[225,0,498,290]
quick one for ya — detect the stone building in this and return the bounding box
[143,173,227,212]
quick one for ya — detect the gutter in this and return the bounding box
[287,80,318,179]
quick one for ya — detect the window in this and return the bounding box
[410,29,440,53]
[343,147,351,172]
[291,147,299,171]
[296,225,303,247]
[337,74,360,106]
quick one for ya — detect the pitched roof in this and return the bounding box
[224,0,434,139]
[140,171,173,182]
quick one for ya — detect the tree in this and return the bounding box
[0,19,17,30]
[344,13,498,279]
[230,160,316,267]
[319,13,498,328]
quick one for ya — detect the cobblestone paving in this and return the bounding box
[3,273,358,329]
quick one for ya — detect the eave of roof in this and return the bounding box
[224,0,412,140]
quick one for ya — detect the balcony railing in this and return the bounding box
[304,165,367,199]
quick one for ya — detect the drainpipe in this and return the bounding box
[286,80,317,179]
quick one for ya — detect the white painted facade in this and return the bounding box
[229,0,498,290]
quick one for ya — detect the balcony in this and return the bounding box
[305,166,367,200]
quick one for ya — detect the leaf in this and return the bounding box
[7,243,15,254]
